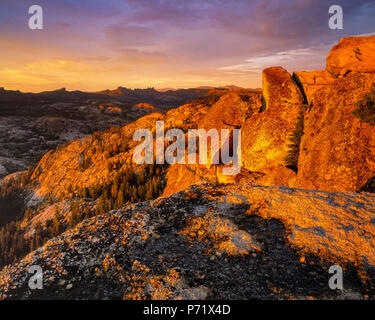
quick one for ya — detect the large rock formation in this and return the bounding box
[163,90,263,197]
[240,37,375,192]
[293,37,375,192]
[29,100,211,200]
[1,183,374,300]
[198,91,261,130]
[164,68,304,196]
[160,38,375,195]
[326,36,375,77]
[30,112,165,199]
[241,67,303,171]
[295,72,375,192]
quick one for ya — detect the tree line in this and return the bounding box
[0,164,166,268]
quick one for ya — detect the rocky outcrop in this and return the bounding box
[264,36,375,193]
[164,69,305,195]
[293,70,335,103]
[134,103,155,110]
[326,36,375,77]
[163,163,216,197]
[163,164,268,197]
[29,98,212,200]
[253,166,296,187]
[29,112,167,199]
[295,71,375,192]
[198,91,261,130]
[241,67,303,171]
[1,183,375,300]
[162,91,263,196]
[0,100,157,179]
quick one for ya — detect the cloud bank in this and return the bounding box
[0,0,374,91]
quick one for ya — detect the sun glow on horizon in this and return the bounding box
[0,0,374,92]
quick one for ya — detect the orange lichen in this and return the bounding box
[180,210,261,256]
[102,254,125,282]
[217,184,375,270]
[123,260,183,300]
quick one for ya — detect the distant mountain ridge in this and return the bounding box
[0,85,233,108]
[0,84,231,179]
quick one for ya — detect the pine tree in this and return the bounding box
[145,187,153,200]
[51,209,61,236]
[34,222,43,248]
[116,190,124,209]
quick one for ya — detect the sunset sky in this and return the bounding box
[1,0,375,92]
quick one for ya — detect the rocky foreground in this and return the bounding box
[1,183,374,300]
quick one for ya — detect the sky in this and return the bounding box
[0,0,374,92]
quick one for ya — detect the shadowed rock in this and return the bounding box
[1,183,374,300]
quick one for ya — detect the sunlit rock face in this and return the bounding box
[29,100,210,200]
[162,162,217,197]
[163,68,305,192]
[326,36,375,78]
[253,166,296,188]
[293,70,335,103]
[164,37,375,194]
[1,183,375,300]
[241,67,303,172]
[295,71,375,192]
[30,112,165,199]
[198,91,261,130]
[162,90,263,197]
